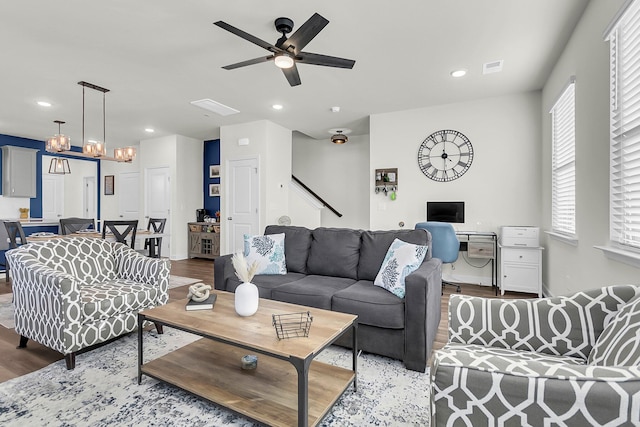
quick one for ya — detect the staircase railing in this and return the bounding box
[291,175,342,218]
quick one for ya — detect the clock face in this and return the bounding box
[417,129,474,182]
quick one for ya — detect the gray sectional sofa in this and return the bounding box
[214,225,443,372]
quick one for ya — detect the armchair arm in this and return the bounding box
[404,257,442,372]
[112,243,170,305]
[6,250,82,353]
[432,343,640,426]
[214,254,234,291]
[448,285,639,360]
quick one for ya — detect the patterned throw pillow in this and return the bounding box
[373,238,428,298]
[588,295,640,366]
[243,233,287,275]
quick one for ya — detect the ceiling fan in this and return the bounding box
[214,13,355,87]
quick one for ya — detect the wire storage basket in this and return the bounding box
[272,311,313,339]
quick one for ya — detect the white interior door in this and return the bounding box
[227,157,259,254]
[83,176,96,220]
[118,172,140,220]
[145,167,171,256]
[42,174,64,220]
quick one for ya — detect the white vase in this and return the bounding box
[235,282,259,316]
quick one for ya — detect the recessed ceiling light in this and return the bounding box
[272,104,283,110]
[331,106,340,113]
[37,101,52,107]
[145,128,154,133]
[450,69,467,78]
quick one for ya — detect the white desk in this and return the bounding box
[455,231,498,294]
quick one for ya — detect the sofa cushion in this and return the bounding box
[271,275,356,310]
[332,280,405,329]
[81,280,160,323]
[358,229,431,281]
[307,228,362,279]
[225,272,306,299]
[374,238,428,298]
[244,233,286,275]
[265,225,312,274]
[588,296,640,366]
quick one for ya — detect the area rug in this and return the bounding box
[0,293,13,329]
[0,275,201,330]
[0,328,430,426]
[168,275,201,289]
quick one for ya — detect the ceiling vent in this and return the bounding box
[483,60,504,75]
[190,99,239,116]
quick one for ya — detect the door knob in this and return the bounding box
[227,217,233,220]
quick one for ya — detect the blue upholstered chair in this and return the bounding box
[415,222,461,293]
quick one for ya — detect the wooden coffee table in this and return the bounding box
[137,291,358,427]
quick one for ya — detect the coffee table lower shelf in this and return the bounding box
[141,338,355,427]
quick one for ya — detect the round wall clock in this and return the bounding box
[417,129,474,182]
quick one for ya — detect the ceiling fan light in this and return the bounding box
[274,53,294,69]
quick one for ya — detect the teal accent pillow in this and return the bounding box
[588,295,640,366]
[243,233,287,275]
[374,238,428,298]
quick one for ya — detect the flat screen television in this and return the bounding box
[427,201,465,223]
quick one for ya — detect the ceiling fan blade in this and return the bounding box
[214,21,281,53]
[280,13,329,53]
[297,52,355,69]
[222,56,274,70]
[282,65,301,87]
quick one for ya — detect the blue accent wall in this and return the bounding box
[203,139,220,219]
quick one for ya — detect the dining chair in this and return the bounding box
[102,220,138,249]
[3,221,27,282]
[143,218,166,258]
[60,217,95,235]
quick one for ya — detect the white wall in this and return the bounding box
[99,153,141,221]
[219,120,292,254]
[292,132,370,229]
[370,92,542,284]
[61,158,97,218]
[541,0,635,295]
[174,135,204,259]
[139,134,203,260]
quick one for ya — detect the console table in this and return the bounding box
[188,222,220,259]
[455,231,498,294]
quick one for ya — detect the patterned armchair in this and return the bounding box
[431,285,640,426]
[6,237,170,369]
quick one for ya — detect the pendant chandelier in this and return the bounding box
[41,81,136,163]
[80,81,108,157]
[48,157,71,175]
[46,120,71,152]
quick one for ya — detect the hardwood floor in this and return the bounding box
[0,258,534,383]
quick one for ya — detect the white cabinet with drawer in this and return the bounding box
[499,246,543,297]
[499,225,543,297]
[500,226,540,247]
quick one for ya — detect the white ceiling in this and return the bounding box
[0,0,589,147]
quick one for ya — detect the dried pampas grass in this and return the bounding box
[232,252,259,283]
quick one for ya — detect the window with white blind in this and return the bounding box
[550,79,576,236]
[606,0,640,250]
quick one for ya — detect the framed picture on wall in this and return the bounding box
[209,165,220,178]
[209,183,220,197]
[105,175,115,195]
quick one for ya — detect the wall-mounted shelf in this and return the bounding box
[374,168,397,196]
